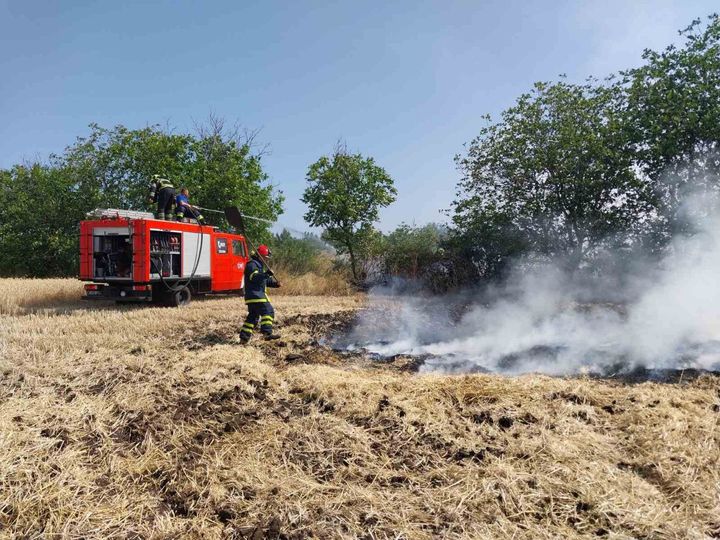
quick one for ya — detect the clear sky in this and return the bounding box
[1,0,716,232]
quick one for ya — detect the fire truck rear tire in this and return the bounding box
[168,287,192,307]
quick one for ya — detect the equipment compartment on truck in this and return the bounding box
[93,233,133,279]
[150,230,182,278]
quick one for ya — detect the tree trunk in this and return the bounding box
[347,243,358,282]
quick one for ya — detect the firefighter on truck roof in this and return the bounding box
[240,244,281,343]
[175,187,205,223]
[148,174,175,220]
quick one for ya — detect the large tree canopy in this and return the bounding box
[0,164,83,277]
[0,121,283,277]
[453,80,652,273]
[451,15,719,282]
[62,121,283,238]
[622,14,720,240]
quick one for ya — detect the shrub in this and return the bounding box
[271,229,328,275]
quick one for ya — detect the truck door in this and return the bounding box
[211,236,247,293]
[230,238,248,291]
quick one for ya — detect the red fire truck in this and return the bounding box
[79,209,249,306]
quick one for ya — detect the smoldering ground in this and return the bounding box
[335,197,720,377]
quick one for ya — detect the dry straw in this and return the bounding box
[0,279,718,539]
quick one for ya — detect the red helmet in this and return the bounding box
[257,244,270,257]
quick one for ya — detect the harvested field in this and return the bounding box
[1,279,719,539]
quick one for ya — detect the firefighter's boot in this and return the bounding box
[263,332,281,341]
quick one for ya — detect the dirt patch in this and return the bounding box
[283,310,358,339]
[39,426,72,450]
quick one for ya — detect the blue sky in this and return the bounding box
[0,0,716,232]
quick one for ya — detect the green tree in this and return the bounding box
[63,120,283,240]
[61,123,193,211]
[447,205,528,281]
[0,120,283,277]
[454,80,652,272]
[302,145,396,281]
[0,164,84,276]
[272,229,325,274]
[622,13,720,242]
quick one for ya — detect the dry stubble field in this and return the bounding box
[1,278,719,539]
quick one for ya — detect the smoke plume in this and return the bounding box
[337,195,720,376]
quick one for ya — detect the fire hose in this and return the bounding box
[152,205,205,295]
[192,206,275,225]
[223,206,276,276]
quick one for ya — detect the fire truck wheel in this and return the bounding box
[169,286,192,307]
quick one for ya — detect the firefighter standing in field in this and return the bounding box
[149,174,175,220]
[240,244,281,343]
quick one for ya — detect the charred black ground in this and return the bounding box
[325,307,720,384]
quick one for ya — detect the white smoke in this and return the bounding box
[338,195,720,376]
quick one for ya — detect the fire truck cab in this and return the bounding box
[79,209,249,306]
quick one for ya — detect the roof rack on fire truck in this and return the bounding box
[86,208,155,220]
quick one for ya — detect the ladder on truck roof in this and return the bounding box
[86,208,155,220]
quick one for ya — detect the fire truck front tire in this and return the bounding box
[168,286,192,307]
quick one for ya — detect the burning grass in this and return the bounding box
[0,279,719,538]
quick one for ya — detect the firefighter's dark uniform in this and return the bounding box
[149,177,175,220]
[240,255,279,342]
